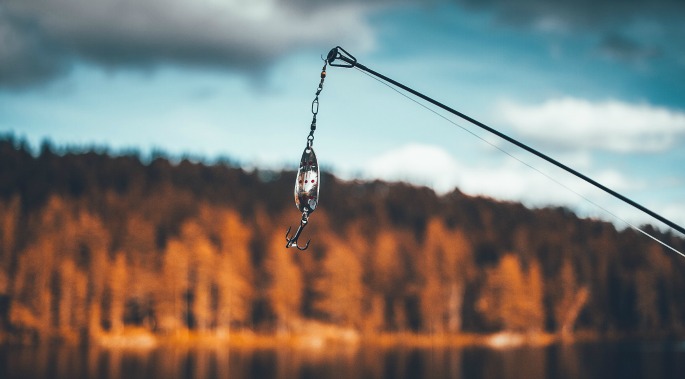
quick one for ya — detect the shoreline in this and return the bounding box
[3,324,684,350]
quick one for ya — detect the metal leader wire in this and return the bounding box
[285,61,327,250]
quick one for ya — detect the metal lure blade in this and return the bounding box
[294,146,319,216]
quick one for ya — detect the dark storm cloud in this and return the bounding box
[455,0,684,66]
[598,34,661,64]
[455,0,685,27]
[0,0,374,88]
[0,10,71,88]
[1,0,683,88]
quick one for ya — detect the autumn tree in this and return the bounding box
[75,211,110,339]
[477,254,545,332]
[311,235,365,328]
[186,221,216,332]
[214,209,254,332]
[0,196,19,331]
[420,219,473,333]
[57,259,88,341]
[0,196,19,283]
[525,260,545,332]
[158,238,190,332]
[10,241,55,339]
[119,215,157,328]
[370,230,408,331]
[362,295,386,334]
[57,259,76,337]
[9,196,70,340]
[554,259,589,338]
[3,136,685,342]
[264,234,303,333]
[108,252,128,333]
[344,224,384,334]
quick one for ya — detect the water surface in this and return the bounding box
[2,341,684,379]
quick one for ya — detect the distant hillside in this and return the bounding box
[1,135,684,344]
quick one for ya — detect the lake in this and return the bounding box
[2,341,685,379]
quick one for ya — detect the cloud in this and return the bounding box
[455,0,685,66]
[497,97,685,153]
[356,143,685,228]
[0,0,375,88]
[359,143,628,201]
[2,0,683,88]
[598,33,661,65]
[455,0,685,28]
[363,144,462,194]
[0,10,70,87]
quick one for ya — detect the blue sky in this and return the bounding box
[1,0,684,233]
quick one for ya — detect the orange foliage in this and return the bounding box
[1,138,684,344]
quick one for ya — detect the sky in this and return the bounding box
[1,0,684,234]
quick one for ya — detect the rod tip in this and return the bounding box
[327,46,356,68]
[326,47,339,65]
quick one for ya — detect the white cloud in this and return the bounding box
[496,97,685,152]
[359,144,606,201]
[362,144,462,194]
[354,143,681,228]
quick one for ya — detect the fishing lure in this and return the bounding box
[285,61,327,250]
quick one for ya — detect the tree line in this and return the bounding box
[1,135,684,344]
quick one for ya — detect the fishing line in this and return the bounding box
[328,46,685,236]
[351,65,685,258]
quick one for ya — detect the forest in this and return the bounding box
[1,134,684,345]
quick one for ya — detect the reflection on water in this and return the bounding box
[2,342,685,379]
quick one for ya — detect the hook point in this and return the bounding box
[285,221,310,250]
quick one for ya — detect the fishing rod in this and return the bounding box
[324,46,685,237]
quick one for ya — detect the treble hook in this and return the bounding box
[285,213,310,250]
